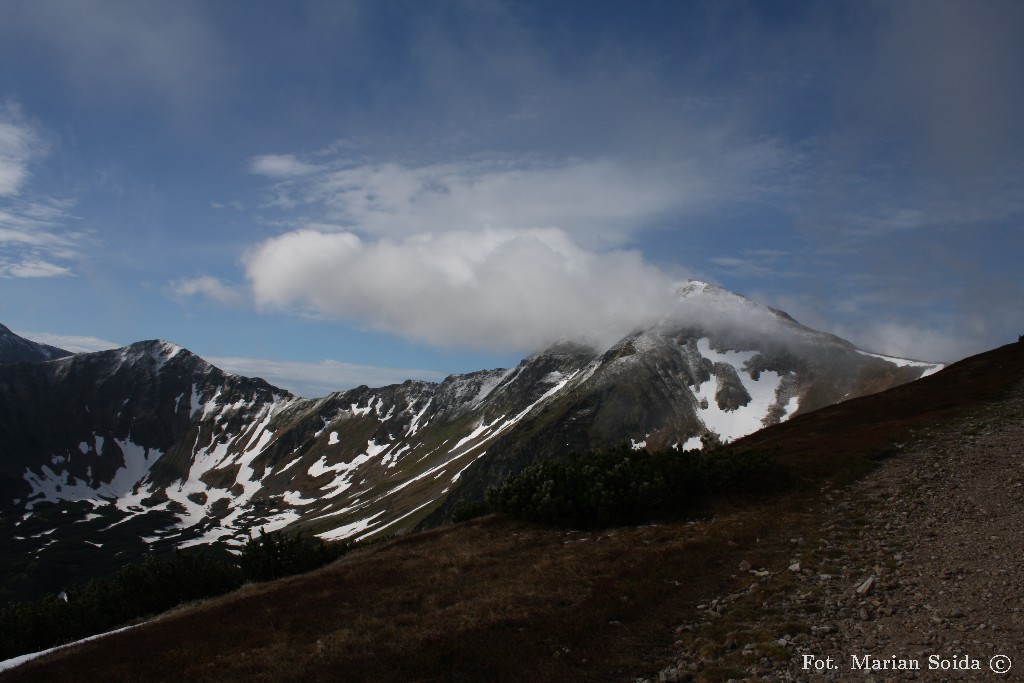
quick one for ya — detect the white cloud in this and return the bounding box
[709,250,803,280]
[248,154,323,179]
[3,259,72,278]
[238,147,791,353]
[244,227,680,353]
[232,122,796,355]
[207,356,447,398]
[16,331,121,354]
[172,275,246,306]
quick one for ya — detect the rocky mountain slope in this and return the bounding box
[640,343,1024,682]
[0,283,942,598]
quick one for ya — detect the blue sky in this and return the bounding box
[1,0,1022,397]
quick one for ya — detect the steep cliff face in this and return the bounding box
[0,283,942,597]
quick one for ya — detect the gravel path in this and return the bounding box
[643,384,1024,683]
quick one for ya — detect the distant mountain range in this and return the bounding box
[0,283,942,599]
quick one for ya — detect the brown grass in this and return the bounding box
[6,341,1023,683]
[6,514,763,682]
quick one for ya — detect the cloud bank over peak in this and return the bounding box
[244,227,681,353]
[234,148,790,354]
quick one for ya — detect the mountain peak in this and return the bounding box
[675,279,719,297]
[128,339,187,356]
[0,324,72,364]
[674,280,772,313]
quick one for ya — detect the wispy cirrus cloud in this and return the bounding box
[248,154,324,179]
[247,145,791,249]
[16,330,120,354]
[0,104,83,279]
[0,103,44,196]
[171,275,247,307]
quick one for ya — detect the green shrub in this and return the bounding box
[485,444,783,528]
[0,530,354,662]
[0,551,243,661]
[451,499,492,524]
[239,529,346,582]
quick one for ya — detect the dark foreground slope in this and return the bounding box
[727,367,1024,681]
[4,340,1021,683]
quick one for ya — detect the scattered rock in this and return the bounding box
[856,576,876,595]
[640,390,1024,682]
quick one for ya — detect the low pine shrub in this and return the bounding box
[0,551,243,661]
[0,532,354,662]
[485,444,783,528]
[239,529,347,582]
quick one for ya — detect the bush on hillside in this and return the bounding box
[239,528,347,582]
[0,551,243,661]
[484,444,782,528]
[0,530,355,662]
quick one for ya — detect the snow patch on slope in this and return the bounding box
[691,338,784,444]
[23,438,157,509]
[856,350,943,377]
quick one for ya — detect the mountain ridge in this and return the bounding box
[0,325,72,365]
[0,283,943,599]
